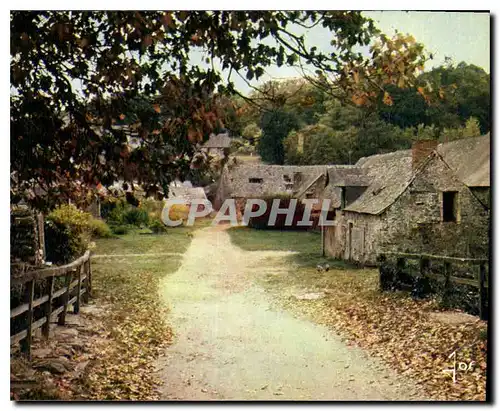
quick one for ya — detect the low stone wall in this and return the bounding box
[11,206,44,265]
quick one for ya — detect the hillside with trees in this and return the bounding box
[228,62,489,166]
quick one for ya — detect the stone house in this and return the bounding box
[325,135,490,265]
[215,163,333,211]
[214,161,375,223]
[201,132,232,158]
[168,180,208,213]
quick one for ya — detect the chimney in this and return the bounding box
[412,139,438,170]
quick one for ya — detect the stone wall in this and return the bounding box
[11,206,45,265]
[380,155,490,259]
[213,169,231,210]
[221,163,329,198]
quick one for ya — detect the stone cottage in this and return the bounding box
[214,161,377,224]
[215,163,331,210]
[201,132,232,158]
[325,135,490,265]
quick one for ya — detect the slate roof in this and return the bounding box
[294,172,327,199]
[344,150,413,215]
[202,132,232,149]
[344,134,491,215]
[327,166,372,187]
[437,133,490,187]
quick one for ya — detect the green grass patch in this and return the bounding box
[227,226,352,269]
[94,220,211,256]
[228,226,321,253]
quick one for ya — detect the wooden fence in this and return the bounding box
[379,252,489,320]
[10,251,92,360]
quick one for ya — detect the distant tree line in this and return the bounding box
[226,62,489,165]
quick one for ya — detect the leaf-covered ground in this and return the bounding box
[78,225,207,400]
[228,227,488,401]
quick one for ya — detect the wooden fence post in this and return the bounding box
[87,258,93,298]
[42,276,54,338]
[20,280,34,359]
[82,260,89,304]
[420,257,430,276]
[58,271,73,326]
[37,213,46,263]
[479,263,487,321]
[74,265,82,314]
[443,261,451,287]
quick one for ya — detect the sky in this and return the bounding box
[47,11,492,98]
[226,11,490,94]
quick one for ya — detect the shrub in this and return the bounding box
[139,198,164,220]
[88,218,114,238]
[104,198,150,227]
[380,258,485,316]
[105,201,127,225]
[123,207,149,226]
[111,225,130,235]
[45,204,93,264]
[101,197,124,220]
[149,218,168,234]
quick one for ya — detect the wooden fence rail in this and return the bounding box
[10,251,92,360]
[379,252,489,320]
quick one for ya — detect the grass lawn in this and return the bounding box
[227,226,352,268]
[93,226,198,256]
[227,226,487,401]
[228,226,321,253]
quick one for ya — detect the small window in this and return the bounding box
[249,178,263,184]
[283,174,291,182]
[442,191,458,222]
[340,187,346,210]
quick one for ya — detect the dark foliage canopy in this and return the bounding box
[11,11,377,209]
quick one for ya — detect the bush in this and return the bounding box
[105,200,128,225]
[111,225,130,235]
[140,198,164,220]
[88,218,114,238]
[45,204,93,264]
[104,197,150,227]
[149,218,168,234]
[123,207,149,226]
[100,197,124,220]
[380,258,485,316]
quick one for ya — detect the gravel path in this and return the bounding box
[156,226,428,400]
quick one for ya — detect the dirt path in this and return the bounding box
[156,226,428,400]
